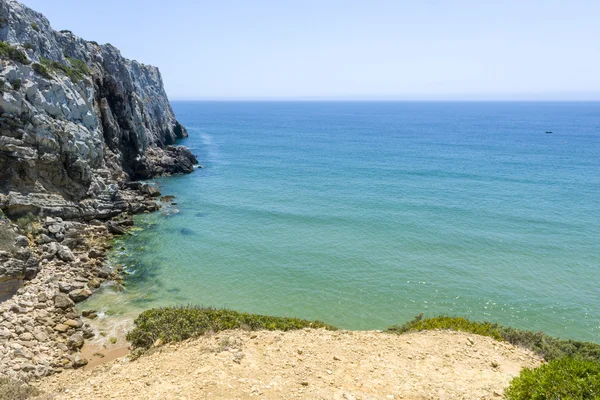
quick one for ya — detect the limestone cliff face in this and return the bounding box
[0,0,196,216]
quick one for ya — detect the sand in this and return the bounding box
[35,329,541,399]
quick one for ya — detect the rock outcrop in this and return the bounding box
[0,0,196,212]
[0,0,198,381]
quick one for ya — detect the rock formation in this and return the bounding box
[0,0,198,381]
[0,0,196,212]
[0,0,197,278]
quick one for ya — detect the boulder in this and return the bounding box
[53,293,74,309]
[57,246,76,262]
[67,332,84,350]
[68,288,92,302]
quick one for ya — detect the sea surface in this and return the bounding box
[82,102,600,343]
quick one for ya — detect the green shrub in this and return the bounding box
[0,78,4,94]
[0,377,40,400]
[39,56,89,82]
[30,22,40,32]
[387,314,505,341]
[66,56,90,76]
[10,78,21,90]
[0,41,30,64]
[23,43,34,51]
[59,29,72,34]
[387,314,600,362]
[13,212,38,234]
[127,307,337,350]
[505,357,600,400]
[32,62,52,79]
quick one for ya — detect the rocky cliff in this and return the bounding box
[0,0,196,216]
[0,0,198,382]
[0,0,196,303]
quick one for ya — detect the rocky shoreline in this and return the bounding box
[0,182,185,382]
[0,0,201,384]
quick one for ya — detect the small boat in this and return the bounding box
[545,131,553,134]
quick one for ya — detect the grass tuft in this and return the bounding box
[0,41,30,64]
[32,62,52,79]
[127,306,336,351]
[505,357,600,400]
[387,314,600,363]
[39,57,90,82]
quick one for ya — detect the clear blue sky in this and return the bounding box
[20,0,600,100]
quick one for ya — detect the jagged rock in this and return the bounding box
[53,293,74,309]
[57,246,75,262]
[106,221,127,235]
[14,236,28,247]
[67,332,84,350]
[58,281,84,293]
[36,234,54,245]
[48,224,64,235]
[140,185,161,198]
[88,248,104,259]
[0,0,196,212]
[73,353,88,368]
[0,0,197,383]
[87,278,101,289]
[68,288,91,302]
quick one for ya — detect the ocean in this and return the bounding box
[82,101,600,342]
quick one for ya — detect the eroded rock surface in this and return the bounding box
[0,0,196,207]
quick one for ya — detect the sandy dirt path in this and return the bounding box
[35,329,541,400]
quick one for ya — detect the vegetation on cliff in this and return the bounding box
[505,357,600,399]
[387,314,600,399]
[0,40,29,64]
[126,307,337,351]
[387,314,600,363]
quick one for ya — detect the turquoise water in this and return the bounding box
[83,102,600,342]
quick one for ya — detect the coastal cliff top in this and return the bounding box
[35,329,541,399]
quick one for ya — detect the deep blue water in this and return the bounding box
[83,102,600,342]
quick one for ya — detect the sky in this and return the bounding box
[19,0,600,101]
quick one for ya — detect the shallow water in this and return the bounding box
[81,102,600,342]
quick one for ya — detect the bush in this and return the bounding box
[32,62,52,79]
[30,22,40,32]
[13,212,38,234]
[0,377,40,400]
[387,314,600,362]
[39,56,89,82]
[387,314,505,340]
[127,307,337,350]
[505,357,600,400]
[10,78,21,90]
[0,41,30,64]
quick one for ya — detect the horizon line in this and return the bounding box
[169,98,600,102]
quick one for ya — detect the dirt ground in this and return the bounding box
[35,329,541,400]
